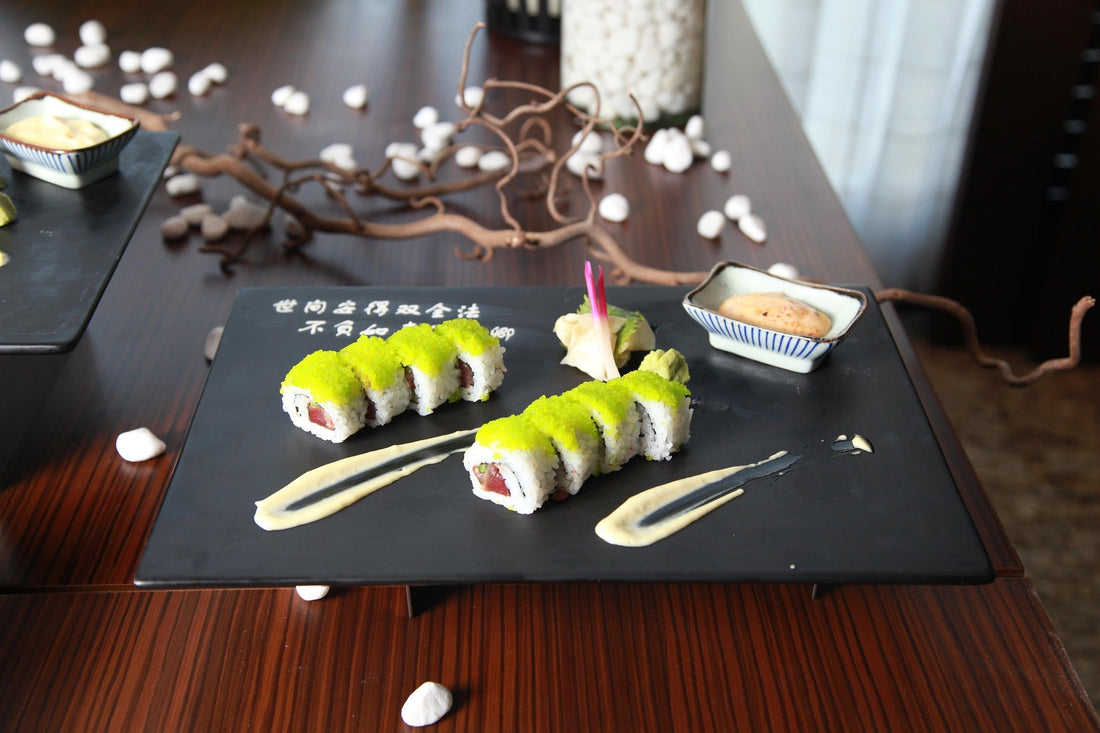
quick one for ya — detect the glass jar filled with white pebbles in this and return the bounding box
[560,0,706,129]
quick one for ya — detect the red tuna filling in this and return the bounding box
[307,402,335,430]
[457,359,474,388]
[473,463,510,496]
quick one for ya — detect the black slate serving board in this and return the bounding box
[135,285,993,587]
[0,130,180,354]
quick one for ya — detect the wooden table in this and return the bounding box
[0,1,1096,730]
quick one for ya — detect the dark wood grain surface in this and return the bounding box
[0,0,1092,730]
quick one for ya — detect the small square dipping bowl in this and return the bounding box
[683,261,868,373]
[0,92,139,189]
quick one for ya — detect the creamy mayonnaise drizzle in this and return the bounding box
[595,451,800,547]
[254,428,477,531]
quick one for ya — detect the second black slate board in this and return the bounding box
[135,285,993,587]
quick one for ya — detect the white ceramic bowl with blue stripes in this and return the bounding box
[0,92,139,189]
[683,261,867,373]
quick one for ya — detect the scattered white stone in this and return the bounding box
[62,69,95,95]
[165,173,201,197]
[401,682,453,727]
[685,114,705,140]
[723,194,751,221]
[201,62,228,84]
[477,150,511,173]
[79,20,108,46]
[662,131,694,173]
[187,71,212,97]
[119,82,148,105]
[696,210,726,239]
[455,85,483,109]
[689,138,711,159]
[201,213,228,241]
[116,427,166,462]
[50,58,78,82]
[31,53,65,77]
[225,196,269,230]
[454,145,481,168]
[162,165,178,179]
[74,43,111,69]
[320,142,357,171]
[386,142,421,181]
[118,50,142,74]
[0,60,23,84]
[644,128,669,166]
[140,47,173,74]
[160,215,188,240]
[767,262,799,280]
[598,193,630,223]
[24,23,56,48]
[738,213,767,243]
[565,152,603,179]
[204,326,223,362]
[572,130,603,154]
[295,585,330,601]
[13,86,39,103]
[180,203,213,226]
[412,105,439,130]
[271,84,295,107]
[339,84,367,110]
[710,149,732,173]
[284,212,305,239]
[421,121,456,152]
[283,90,310,116]
[148,71,177,99]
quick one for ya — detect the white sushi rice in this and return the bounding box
[463,443,558,514]
[574,402,642,474]
[361,378,411,428]
[280,386,366,443]
[456,344,506,402]
[405,364,460,416]
[632,395,693,461]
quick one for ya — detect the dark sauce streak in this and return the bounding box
[638,453,803,528]
[285,433,475,512]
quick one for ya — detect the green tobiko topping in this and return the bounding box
[522,395,599,451]
[475,415,556,460]
[387,323,458,376]
[339,335,404,390]
[281,350,362,404]
[434,318,497,356]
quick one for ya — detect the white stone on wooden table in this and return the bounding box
[160,215,188,241]
[79,20,108,46]
[767,262,799,280]
[180,203,213,226]
[116,428,166,462]
[74,43,111,69]
[723,194,751,221]
[401,682,453,727]
[165,173,201,197]
[148,71,177,99]
[24,23,56,48]
[477,150,511,173]
[0,60,22,84]
[342,84,368,109]
[200,213,228,241]
[710,149,731,173]
[738,213,767,243]
[598,193,630,223]
[295,584,329,601]
[271,85,295,107]
[120,82,149,105]
[118,50,141,74]
[139,47,174,74]
[696,209,725,239]
[283,90,310,116]
[454,145,481,168]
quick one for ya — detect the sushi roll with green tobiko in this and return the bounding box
[563,379,642,474]
[338,335,411,427]
[387,323,461,416]
[613,370,691,461]
[521,394,601,495]
[280,350,367,443]
[433,318,506,402]
[463,415,559,514]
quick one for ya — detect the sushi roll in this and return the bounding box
[433,318,506,402]
[614,370,692,460]
[521,394,601,495]
[563,380,642,473]
[280,350,367,443]
[463,415,560,514]
[338,335,412,427]
[387,323,461,416]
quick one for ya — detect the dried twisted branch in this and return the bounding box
[877,288,1095,387]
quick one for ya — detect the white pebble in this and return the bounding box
[412,105,439,130]
[13,86,39,104]
[455,85,483,108]
[295,585,329,601]
[572,130,603,154]
[160,215,188,240]
[62,69,95,95]
[180,203,213,226]
[598,193,630,222]
[684,114,705,140]
[696,210,726,239]
[24,23,55,48]
[385,141,418,160]
[201,62,228,84]
[283,90,310,116]
[74,43,111,69]
[320,142,357,171]
[119,82,149,105]
[477,150,511,173]
[391,157,420,181]
[421,121,456,151]
[0,60,23,84]
[644,128,669,166]
[767,262,800,280]
[723,194,751,221]
[204,326,223,362]
[710,149,731,173]
[165,173,201,197]
[50,58,78,82]
[140,47,173,74]
[738,213,767,243]
[565,152,603,179]
[31,53,64,77]
[401,682,453,727]
[271,84,295,107]
[342,83,368,109]
[187,71,212,96]
[148,71,177,99]
[118,50,141,74]
[225,196,269,230]
[284,212,305,239]
[690,138,711,159]
[454,145,481,168]
[116,427,166,463]
[79,20,108,45]
[663,133,694,173]
[201,213,228,241]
